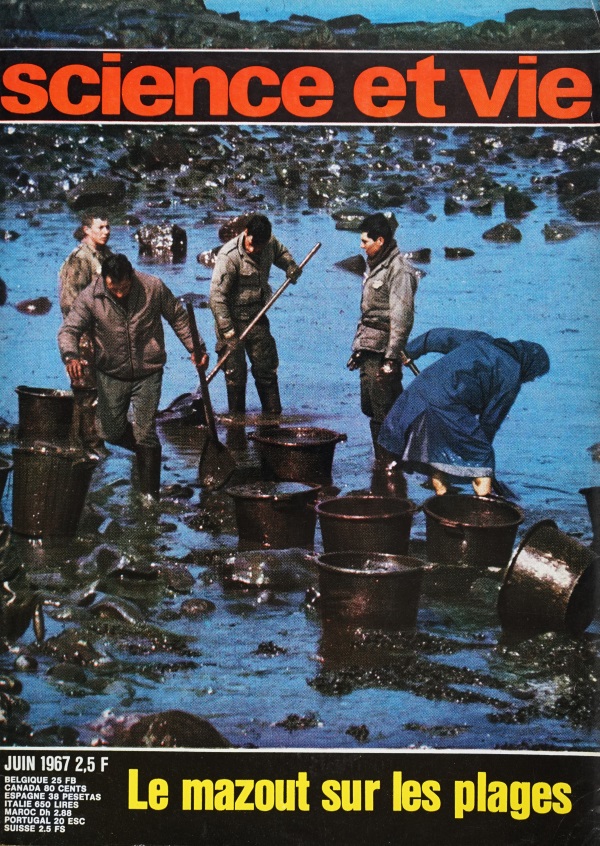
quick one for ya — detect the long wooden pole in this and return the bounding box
[206,242,321,384]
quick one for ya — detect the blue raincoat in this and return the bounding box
[378,328,550,479]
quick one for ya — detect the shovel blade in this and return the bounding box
[157,392,205,426]
[198,438,236,489]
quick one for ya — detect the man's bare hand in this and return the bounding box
[192,351,209,369]
[65,358,86,381]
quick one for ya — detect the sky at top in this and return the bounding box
[205,0,599,24]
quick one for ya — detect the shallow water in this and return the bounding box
[205,0,587,25]
[0,123,598,750]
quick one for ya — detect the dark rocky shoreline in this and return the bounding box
[0,123,598,238]
[0,3,598,49]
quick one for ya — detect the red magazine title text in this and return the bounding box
[0,50,596,124]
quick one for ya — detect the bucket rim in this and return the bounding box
[12,444,99,466]
[422,493,524,529]
[248,425,347,447]
[15,385,74,399]
[317,550,430,576]
[315,495,418,520]
[225,481,321,500]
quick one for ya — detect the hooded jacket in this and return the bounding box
[379,328,550,477]
[58,271,195,381]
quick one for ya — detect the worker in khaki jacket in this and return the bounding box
[58,212,112,454]
[209,214,300,417]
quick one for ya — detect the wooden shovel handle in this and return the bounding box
[186,303,219,442]
[206,242,321,384]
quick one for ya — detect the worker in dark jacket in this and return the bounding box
[58,253,207,499]
[347,213,419,462]
[209,214,300,417]
[378,328,550,495]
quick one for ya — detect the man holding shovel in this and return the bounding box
[58,253,207,499]
[209,214,301,417]
[58,212,113,454]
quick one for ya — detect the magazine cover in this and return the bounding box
[0,1,598,843]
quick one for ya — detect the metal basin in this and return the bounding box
[498,519,598,635]
[12,445,98,538]
[317,551,428,629]
[249,426,347,485]
[16,385,74,444]
[315,495,417,555]
[226,481,321,549]
[423,494,524,568]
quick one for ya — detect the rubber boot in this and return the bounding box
[370,420,392,463]
[256,381,282,416]
[78,391,107,456]
[226,383,246,417]
[369,420,385,461]
[370,420,398,464]
[135,444,162,500]
[370,464,407,498]
[369,419,407,496]
[115,421,137,452]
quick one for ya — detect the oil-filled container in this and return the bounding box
[317,551,429,629]
[16,386,74,444]
[315,495,417,555]
[423,494,524,568]
[12,444,98,538]
[226,481,321,549]
[248,426,346,485]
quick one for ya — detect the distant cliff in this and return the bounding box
[505,7,597,24]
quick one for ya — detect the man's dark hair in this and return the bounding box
[245,214,272,246]
[102,253,133,281]
[81,211,110,228]
[360,213,393,243]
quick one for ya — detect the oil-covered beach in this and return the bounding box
[0,114,597,751]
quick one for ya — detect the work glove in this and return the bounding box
[380,358,399,376]
[220,328,241,352]
[346,351,363,371]
[287,263,302,284]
